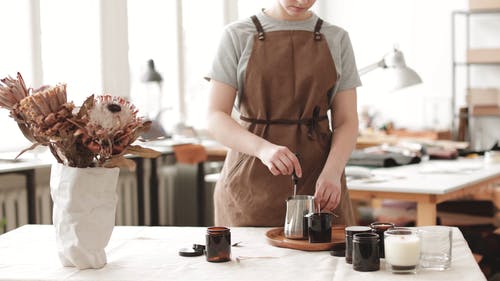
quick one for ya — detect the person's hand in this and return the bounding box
[314,171,341,212]
[257,143,302,177]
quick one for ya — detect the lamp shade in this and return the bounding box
[141,59,163,83]
[359,48,422,92]
[383,49,422,91]
[385,67,422,91]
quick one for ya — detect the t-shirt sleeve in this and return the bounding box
[204,28,239,89]
[337,32,362,92]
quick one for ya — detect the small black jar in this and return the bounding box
[206,227,231,262]
[352,233,380,272]
[345,226,372,264]
[370,222,395,258]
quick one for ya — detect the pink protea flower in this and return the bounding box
[76,95,147,164]
[88,95,139,133]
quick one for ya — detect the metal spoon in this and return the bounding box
[292,153,301,196]
[292,171,298,196]
[236,256,280,263]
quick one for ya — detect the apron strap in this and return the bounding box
[314,18,324,41]
[240,106,327,139]
[251,15,265,40]
[252,15,323,41]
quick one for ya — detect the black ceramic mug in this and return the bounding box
[307,212,333,243]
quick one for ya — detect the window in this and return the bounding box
[39,0,101,105]
[181,0,224,128]
[127,0,224,131]
[0,0,33,152]
[127,0,178,129]
[3,1,317,152]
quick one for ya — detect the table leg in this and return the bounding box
[133,158,145,226]
[150,158,159,226]
[197,162,205,226]
[371,199,384,209]
[25,170,36,224]
[416,202,437,226]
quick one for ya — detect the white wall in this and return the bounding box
[321,0,468,131]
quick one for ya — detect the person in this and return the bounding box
[206,0,361,227]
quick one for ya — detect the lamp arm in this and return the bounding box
[358,60,386,76]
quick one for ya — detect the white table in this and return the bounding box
[0,225,486,281]
[347,158,500,226]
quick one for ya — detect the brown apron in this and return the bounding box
[214,16,355,227]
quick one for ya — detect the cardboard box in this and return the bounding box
[469,0,500,10]
[467,88,500,106]
[467,48,500,63]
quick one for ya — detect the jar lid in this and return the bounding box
[345,226,372,235]
[353,232,379,242]
[370,222,395,228]
[179,245,204,257]
[193,244,206,252]
[207,226,230,235]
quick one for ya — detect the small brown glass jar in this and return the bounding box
[345,226,372,264]
[206,227,231,262]
[352,233,380,272]
[370,222,395,258]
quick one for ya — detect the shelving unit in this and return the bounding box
[451,9,500,142]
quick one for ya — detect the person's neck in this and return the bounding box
[264,3,312,21]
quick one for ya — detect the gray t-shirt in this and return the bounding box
[206,11,362,106]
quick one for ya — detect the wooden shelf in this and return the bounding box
[467,48,500,64]
[469,0,500,11]
[454,61,500,66]
[469,106,500,116]
[454,9,500,15]
[467,88,500,107]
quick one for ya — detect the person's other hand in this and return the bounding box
[314,172,341,212]
[257,143,302,177]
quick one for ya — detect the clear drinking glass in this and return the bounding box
[418,226,452,270]
[384,227,420,274]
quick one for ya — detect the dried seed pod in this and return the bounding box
[0,72,29,110]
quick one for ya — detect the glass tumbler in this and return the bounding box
[418,226,452,270]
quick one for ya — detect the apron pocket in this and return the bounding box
[225,153,250,182]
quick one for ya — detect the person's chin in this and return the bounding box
[287,7,308,16]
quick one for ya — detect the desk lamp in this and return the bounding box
[358,47,422,91]
[357,48,423,133]
[140,59,170,140]
[141,59,163,110]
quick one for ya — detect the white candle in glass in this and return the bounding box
[385,234,420,266]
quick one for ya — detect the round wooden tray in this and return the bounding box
[265,226,345,251]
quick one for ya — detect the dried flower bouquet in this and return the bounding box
[0,72,160,168]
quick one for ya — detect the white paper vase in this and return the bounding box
[50,163,120,269]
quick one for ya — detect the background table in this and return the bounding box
[0,157,52,224]
[347,158,500,226]
[0,225,485,281]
